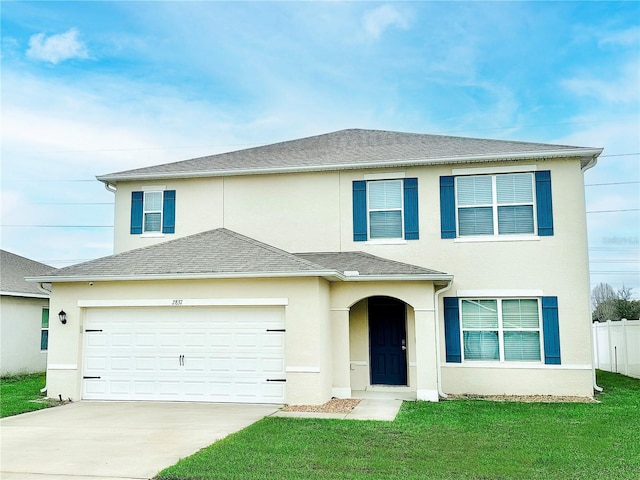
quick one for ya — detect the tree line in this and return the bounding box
[591,283,640,322]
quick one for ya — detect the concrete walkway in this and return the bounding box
[0,401,278,480]
[272,397,403,421]
[272,391,411,421]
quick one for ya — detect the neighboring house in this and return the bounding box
[1,250,53,375]
[28,129,603,405]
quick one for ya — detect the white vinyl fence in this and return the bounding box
[592,319,640,379]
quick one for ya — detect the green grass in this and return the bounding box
[157,371,640,480]
[0,372,55,418]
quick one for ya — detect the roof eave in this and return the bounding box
[26,272,453,284]
[0,290,50,299]
[341,274,453,282]
[25,271,342,283]
[96,148,604,183]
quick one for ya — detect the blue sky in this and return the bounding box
[1,1,639,300]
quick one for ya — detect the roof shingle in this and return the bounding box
[1,250,54,296]
[98,129,602,182]
[26,229,448,282]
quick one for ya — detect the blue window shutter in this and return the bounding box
[542,296,561,365]
[403,178,419,240]
[535,170,554,236]
[444,297,462,363]
[162,190,176,234]
[130,191,143,235]
[353,181,367,242]
[440,176,456,239]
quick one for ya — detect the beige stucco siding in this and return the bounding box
[102,156,593,399]
[46,277,333,404]
[113,178,225,253]
[113,172,341,254]
[0,295,49,375]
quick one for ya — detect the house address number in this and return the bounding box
[171,299,183,306]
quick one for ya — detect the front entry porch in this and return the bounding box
[330,281,443,402]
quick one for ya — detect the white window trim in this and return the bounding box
[457,289,544,298]
[365,239,408,245]
[143,190,163,234]
[367,179,405,241]
[454,235,540,243]
[364,172,406,180]
[460,297,544,364]
[452,164,537,176]
[455,172,537,238]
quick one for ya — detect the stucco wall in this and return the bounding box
[105,156,593,398]
[46,277,332,404]
[0,295,49,375]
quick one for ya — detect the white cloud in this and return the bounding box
[26,28,89,64]
[562,60,640,104]
[362,5,410,39]
[598,26,640,47]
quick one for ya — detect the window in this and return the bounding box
[444,295,560,365]
[456,173,535,236]
[130,190,176,235]
[461,298,541,362]
[440,170,554,239]
[353,178,419,241]
[368,180,403,239]
[41,308,49,351]
[143,191,163,232]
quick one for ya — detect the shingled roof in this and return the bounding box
[1,250,54,297]
[97,129,602,182]
[26,229,449,283]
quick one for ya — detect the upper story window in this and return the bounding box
[130,190,176,235]
[353,178,419,242]
[368,180,403,239]
[440,170,554,239]
[143,191,163,233]
[456,173,535,236]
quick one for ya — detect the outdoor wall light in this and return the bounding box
[58,310,67,324]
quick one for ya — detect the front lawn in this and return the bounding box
[157,370,639,480]
[0,372,54,417]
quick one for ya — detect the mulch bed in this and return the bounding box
[282,398,361,413]
[445,394,597,403]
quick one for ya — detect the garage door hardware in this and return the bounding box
[179,355,185,366]
[83,376,101,379]
[266,329,286,332]
[267,378,286,382]
[85,329,103,332]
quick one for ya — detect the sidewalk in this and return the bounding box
[272,392,411,421]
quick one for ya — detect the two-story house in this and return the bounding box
[29,129,602,405]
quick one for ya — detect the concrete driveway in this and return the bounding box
[1,401,279,480]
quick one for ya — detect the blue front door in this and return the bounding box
[369,296,407,386]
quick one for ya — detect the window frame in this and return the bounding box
[454,172,537,238]
[40,307,49,351]
[460,297,543,363]
[366,179,405,241]
[142,190,164,234]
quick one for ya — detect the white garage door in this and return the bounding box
[82,306,285,403]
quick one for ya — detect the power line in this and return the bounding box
[585,181,640,187]
[1,225,114,228]
[35,202,114,205]
[586,209,640,214]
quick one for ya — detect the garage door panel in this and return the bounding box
[83,306,286,403]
